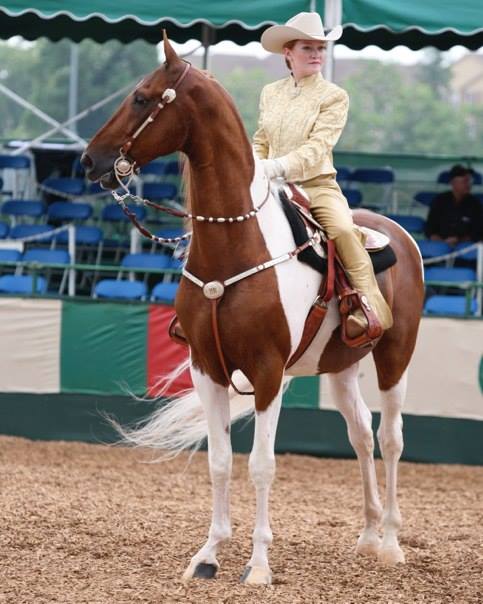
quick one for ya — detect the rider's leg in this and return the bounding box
[302,175,393,336]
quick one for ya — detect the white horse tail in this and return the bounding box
[113,363,259,458]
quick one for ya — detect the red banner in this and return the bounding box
[147,305,192,397]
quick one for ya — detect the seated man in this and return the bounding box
[425,164,482,244]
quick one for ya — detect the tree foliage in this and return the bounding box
[338,60,482,156]
[0,39,158,140]
[0,40,481,157]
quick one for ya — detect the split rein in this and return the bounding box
[108,60,322,395]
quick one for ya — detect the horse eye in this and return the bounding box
[133,93,148,106]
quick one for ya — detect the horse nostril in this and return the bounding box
[80,152,93,170]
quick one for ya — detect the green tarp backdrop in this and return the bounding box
[0,1,482,49]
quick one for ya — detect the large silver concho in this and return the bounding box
[203,280,224,299]
[114,156,133,177]
[162,88,177,104]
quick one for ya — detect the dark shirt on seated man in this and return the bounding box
[424,164,483,245]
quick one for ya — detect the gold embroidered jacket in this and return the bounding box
[253,73,349,182]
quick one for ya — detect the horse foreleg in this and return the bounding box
[376,370,407,565]
[182,367,232,582]
[241,378,284,586]
[328,364,383,557]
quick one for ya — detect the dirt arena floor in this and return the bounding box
[0,436,482,604]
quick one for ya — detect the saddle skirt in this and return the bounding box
[282,183,390,252]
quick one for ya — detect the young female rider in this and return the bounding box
[253,12,393,344]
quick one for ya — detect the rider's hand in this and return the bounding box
[260,158,285,180]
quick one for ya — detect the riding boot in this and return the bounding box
[302,175,393,344]
[332,226,393,335]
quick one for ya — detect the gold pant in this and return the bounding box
[302,175,393,330]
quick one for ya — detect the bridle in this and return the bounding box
[110,59,272,245]
[113,60,191,190]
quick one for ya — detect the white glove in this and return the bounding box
[260,158,286,180]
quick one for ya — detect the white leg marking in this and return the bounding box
[243,381,284,585]
[328,364,383,557]
[377,371,407,565]
[183,367,232,581]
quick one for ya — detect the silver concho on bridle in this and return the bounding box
[162,88,176,104]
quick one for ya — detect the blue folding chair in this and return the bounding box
[10,224,55,242]
[164,160,181,177]
[142,182,178,201]
[56,225,103,247]
[413,192,437,208]
[386,214,425,234]
[151,281,179,303]
[0,249,20,263]
[140,161,166,176]
[2,199,46,224]
[437,169,482,185]
[94,280,147,300]
[93,252,169,299]
[121,252,172,271]
[0,221,9,238]
[0,249,21,275]
[454,242,478,262]
[342,188,362,208]
[350,168,395,211]
[47,201,93,223]
[424,266,476,284]
[417,240,451,260]
[22,248,71,293]
[0,274,47,295]
[101,203,146,223]
[41,177,85,200]
[101,203,147,261]
[424,295,477,316]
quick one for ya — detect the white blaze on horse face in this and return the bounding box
[250,154,339,375]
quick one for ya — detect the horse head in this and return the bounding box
[81,33,193,189]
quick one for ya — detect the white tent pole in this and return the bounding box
[0,82,86,146]
[324,0,342,82]
[68,43,79,135]
[11,81,135,155]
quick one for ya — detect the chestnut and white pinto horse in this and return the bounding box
[81,35,424,585]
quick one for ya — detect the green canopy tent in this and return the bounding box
[0,0,482,49]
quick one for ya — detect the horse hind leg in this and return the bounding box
[328,364,383,557]
[182,368,232,582]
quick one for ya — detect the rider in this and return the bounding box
[253,12,393,344]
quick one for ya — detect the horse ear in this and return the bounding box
[163,30,180,66]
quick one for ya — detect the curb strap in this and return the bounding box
[211,299,255,396]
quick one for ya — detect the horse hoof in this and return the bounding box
[183,561,218,582]
[356,534,381,557]
[378,546,405,566]
[240,565,272,585]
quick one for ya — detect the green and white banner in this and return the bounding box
[0,298,481,422]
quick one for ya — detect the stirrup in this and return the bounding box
[342,318,383,348]
[339,292,384,349]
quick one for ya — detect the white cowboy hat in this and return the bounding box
[261,12,342,54]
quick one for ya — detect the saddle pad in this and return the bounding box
[279,189,396,276]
